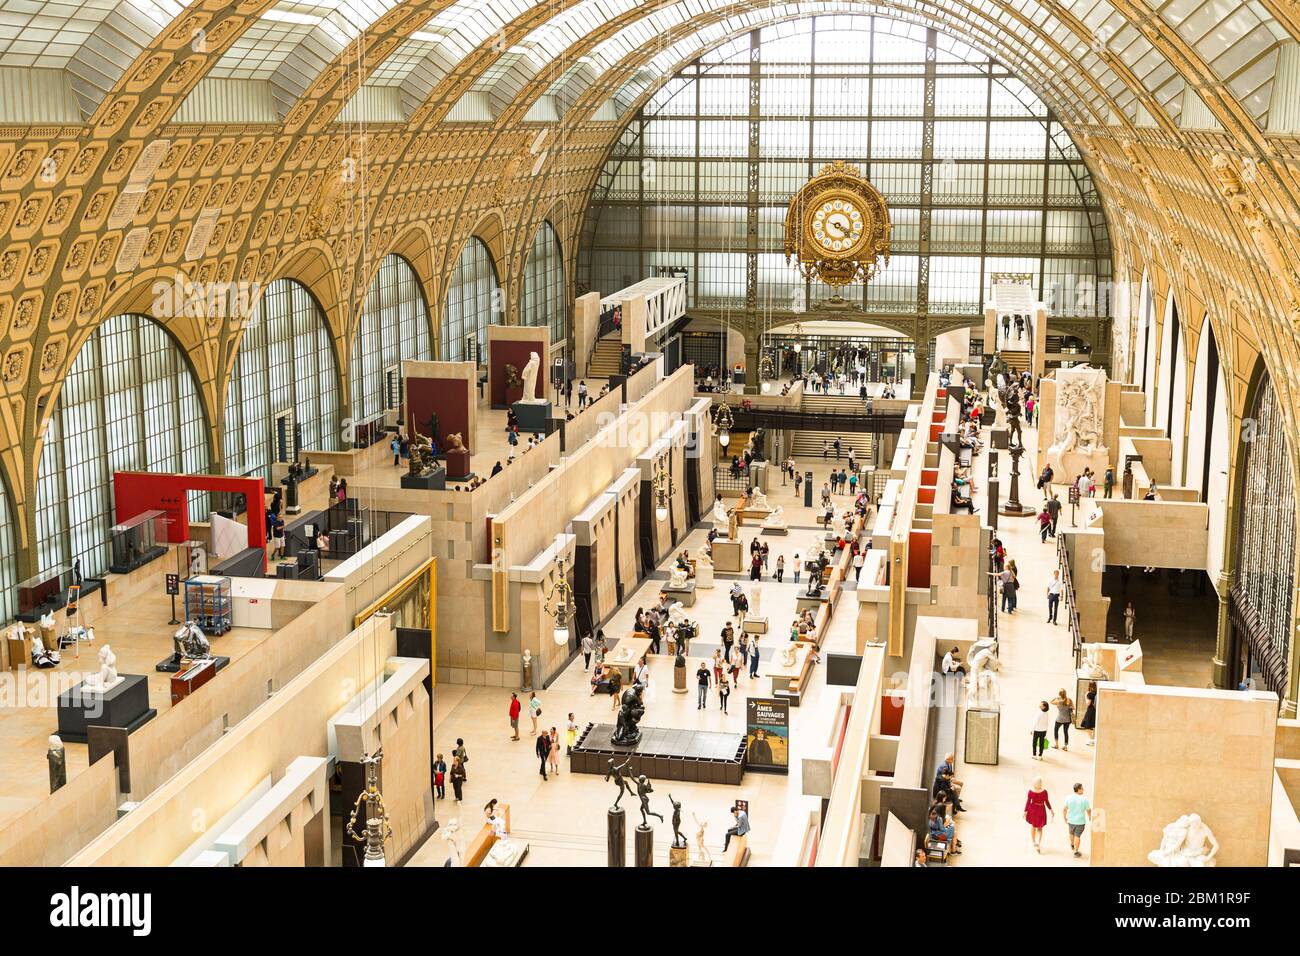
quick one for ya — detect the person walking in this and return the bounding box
[1047,570,1062,624]
[1046,493,1062,537]
[565,712,579,754]
[1037,505,1052,544]
[1051,689,1074,750]
[712,649,725,686]
[578,380,588,408]
[853,547,865,581]
[718,674,732,714]
[1064,782,1091,858]
[528,691,542,735]
[792,552,801,584]
[582,632,594,669]
[1024,776,1053,854]
[696,660,712,710]
[728,643,743,686]
[1003,560,1019,614]
[433,753,447,800]
[449,755,467,802]
[508,692,521,741]
[391,434,401,466]
[749,550,763,581]
[535,728,551,781]
[1032,700,1050,760]
[548,727,562,776]
[1103,466,1114,499]
[749,636,761,679]
[563,378,573,408]
[775,554,785,582]
[1080,681,1097,746]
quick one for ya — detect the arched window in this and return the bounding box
[35,314,210,576]
[442,237,499,363]
[351,254,433,423]
[0,475,17,623]
[1233,371,1296,694]
[521,221,566,346]
[224,279,341,483]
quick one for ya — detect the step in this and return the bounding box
[790,431,874,460]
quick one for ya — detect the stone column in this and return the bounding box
[607,807,626,867]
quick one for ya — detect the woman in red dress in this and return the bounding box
[1024,776,1053,854]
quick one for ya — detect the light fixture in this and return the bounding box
[544,553,573,646]
[715,402,734,449]
[652,454,675,522]
[347,750,392,867]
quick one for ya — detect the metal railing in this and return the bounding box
[714,465,752,494]
[1057,535,1083,669]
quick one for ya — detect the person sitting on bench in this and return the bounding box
[723,804,750,851]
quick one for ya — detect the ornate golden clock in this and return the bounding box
[783,160,891,290]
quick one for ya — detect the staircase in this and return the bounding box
[587,334,622,378]
[1000,351,1031,377]
[790,392,877,461]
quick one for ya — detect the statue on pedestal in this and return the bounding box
[966,638,1001,708]
[440,818,463,867]
[693,813,711,865]
[408,433,436,476]
[47,735,66,793]
[605,756,634,809]
[669,794,686,848]
[695,543,713,567]
[712,495,730,533]
[668,566,690,589]
[171,620,211,666]
[633,775,663,829]
[750,488,770,511]
[82,644,122,694]
[763,506,787,529]
[445,432,465,452]
[611,686,646,746]
[1081,645,1108,679]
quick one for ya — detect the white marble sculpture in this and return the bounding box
[693,813,711,865]
[805,537,824,563]
[668,565,690,589]
[83,644,123,694]
[1048,365,1109,479]
[519,351,543,403]
[749,488,771,512]
[750,586,762,618]
[1081,645,1108,679]
[440,818,463,867]
[779,643,798,668]
[1148,814,1219,867]
[831,513,847,539]
[965,638,1001,708]
[695,544,713,567]
[484,838,526,867]
[762,506,787,529]
[712,497,730,532]
[667,601,687,627]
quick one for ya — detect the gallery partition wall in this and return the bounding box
[521,221,567,349]
[223,279,343,484]
[35,313,211,577]
[351,254,435,423]
[579,14,1111,321]
[0,476,17,623]
[442,237,500,363]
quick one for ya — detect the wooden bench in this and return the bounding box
[462,804,511,867]
[721,834,750,866]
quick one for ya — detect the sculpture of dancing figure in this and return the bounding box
[965,638,1001,708]
[693,813,711,865]
[611,684,646,746]
[519,351,542,402]
[668,793,687,848]
[605,756,635,809]
[633,775,664,830]
[1148,814,1219,867]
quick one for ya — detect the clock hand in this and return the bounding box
[828,219,846,237]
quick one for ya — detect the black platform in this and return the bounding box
[55,673,156,744]
[155,654,231,675]
[569,722,746,785]
[401,467,446,490]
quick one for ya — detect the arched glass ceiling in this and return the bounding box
[0,0,1290,126]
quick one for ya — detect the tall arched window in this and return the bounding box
[1233,371,1296,694]
[224,279,341,483]
[351,254,434,422]
[521,221,566,346]
[35,314,210,576]
[442,237,499,363]
[0,475,17,623]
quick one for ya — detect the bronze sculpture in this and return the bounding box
[668,793,686,848]
[611,684,646,746]
[605,756,634,809]
[633,775,664,830]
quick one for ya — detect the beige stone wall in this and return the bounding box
[1091,499,1209,571]
[1092,684,1278,867]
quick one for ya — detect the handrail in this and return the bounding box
[1057,534,1083,668]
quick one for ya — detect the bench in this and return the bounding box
[773,642,817,706]
[721,834,750,866]
[462,804,512,867]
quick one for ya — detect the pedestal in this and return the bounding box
[742,616,768,635]
[695,563,714,589]
[56,674,156,744]
[713,539,743,573]
[401,466,447,490]
[607,807,626,867]
[662,582,696,607]
[512,399,552,434]
[635,825,654,867]
[673,662,688,694]
[963,707,1001,765]
[669,844,690,867]
[445,447,472,481]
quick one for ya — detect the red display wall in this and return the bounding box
[907,530,932,589]
[113,471,267,571]
[406,376,472,455]
[489,340,547,407]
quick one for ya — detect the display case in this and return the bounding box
[16,568,65,619]
[108,509,169,574]
[184,575,232,636]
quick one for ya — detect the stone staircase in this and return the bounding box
[587,334,622,378]
[790,392,876,461]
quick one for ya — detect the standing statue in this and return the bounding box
[1004,386,1023,448]
[693,813,711,865]
[440,818,463,867]
[605,756,635,809]
[47,735,66,793]
[712,495,730,532]
[633,775,664,830]
[966,638,1002,708]
[520,351,542,402]
[668,793,686,848]
[611,684,646,746]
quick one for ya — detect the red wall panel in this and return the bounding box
[114,472,266,571]
[489,340,547,407]
[406,376,472,454]
[907,530,931,589]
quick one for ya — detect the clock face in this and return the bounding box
[807,193,867,258]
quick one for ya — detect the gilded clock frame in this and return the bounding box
[783,161,892,289]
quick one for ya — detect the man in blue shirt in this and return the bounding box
[1064,782,1092,858]
[724,804,750,851]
